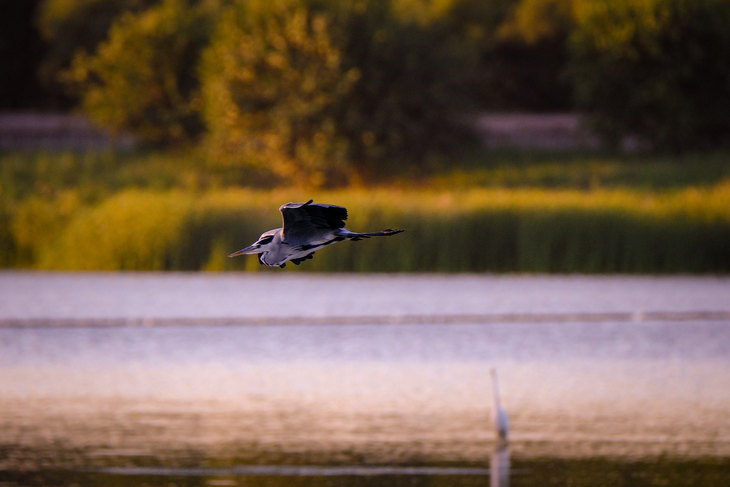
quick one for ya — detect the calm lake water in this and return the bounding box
[1,272,729,486]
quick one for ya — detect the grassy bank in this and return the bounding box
[2,150,729,272]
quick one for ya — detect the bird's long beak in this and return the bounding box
[228,244,258,258]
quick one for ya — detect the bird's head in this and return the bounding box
[228,231,278,258]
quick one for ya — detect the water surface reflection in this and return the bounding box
[1,273,729,486]
[2,321,729,461]
[491,446,510,487]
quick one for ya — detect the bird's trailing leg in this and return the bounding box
[342,228,404,241]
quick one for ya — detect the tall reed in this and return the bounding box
[31,185,730,273]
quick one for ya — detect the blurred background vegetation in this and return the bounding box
[1,0,729,272]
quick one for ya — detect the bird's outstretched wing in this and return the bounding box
[279,200,348,243]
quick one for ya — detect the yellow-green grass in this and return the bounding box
[2,149,729,272]
[23,184,730,273]
[3,150,729,199]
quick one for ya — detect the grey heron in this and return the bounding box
[228,200,403,268]
[490,368,509,442]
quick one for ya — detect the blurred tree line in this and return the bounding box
[2,0,729,184]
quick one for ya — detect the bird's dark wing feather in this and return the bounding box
[279,200,348,243]
[291,252,315,265]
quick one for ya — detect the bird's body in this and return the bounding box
[490,368,509,442]
[228,200,403,268]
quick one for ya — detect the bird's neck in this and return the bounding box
[491,374,502,408]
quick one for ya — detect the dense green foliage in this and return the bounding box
[35,0,159,101]
[328,1,477,173]
[201,0,476,185]
[457,0,575,110]
[18,0,728,158]
[570,0,730,151]
[200,0,357,186]
[2,150,729,273]
[67,0,213,144]
[4,1,730,273]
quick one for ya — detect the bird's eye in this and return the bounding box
[259,236,274,245]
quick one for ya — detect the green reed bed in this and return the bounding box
[2,150,728,272]
[16,185,730,273]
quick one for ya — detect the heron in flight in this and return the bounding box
[228,200,403,268]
